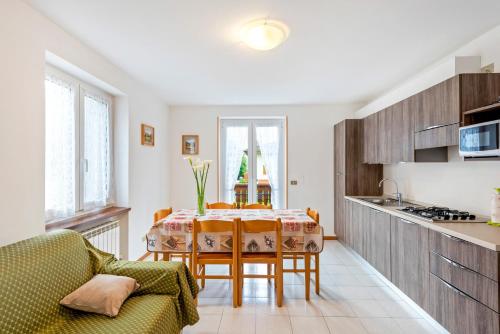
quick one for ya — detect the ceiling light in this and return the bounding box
[240,19,289,51]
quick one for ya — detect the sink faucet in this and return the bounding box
[378,178,402,205]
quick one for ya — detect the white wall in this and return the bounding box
[0,0,169,259]
[169,105,359,236]
[355,25,500,215]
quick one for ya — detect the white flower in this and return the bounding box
[203,160,213,166]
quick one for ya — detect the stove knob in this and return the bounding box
[469,215,476,220]
[452,215,458,220]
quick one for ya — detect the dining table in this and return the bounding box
[146,209,324,254]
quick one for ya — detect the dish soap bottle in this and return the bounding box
[492,188,500,224]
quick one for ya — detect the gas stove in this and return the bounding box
[398,206,486,223]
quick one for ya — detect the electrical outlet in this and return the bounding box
[290,180,298,185]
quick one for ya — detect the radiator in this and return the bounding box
[81,220,120,259]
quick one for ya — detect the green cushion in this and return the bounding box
[0,230,94,334]
[46,295,180,334]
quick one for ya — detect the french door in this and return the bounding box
[219,118,286,209]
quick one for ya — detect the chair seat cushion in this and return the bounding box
[50,295,179,334]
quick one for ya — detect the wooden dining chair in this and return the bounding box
[306,208,320,297]
[152,208,173,261]
[241,203,273,209]
[205,202,236,209]
[238,218,283,307]
[192,218,239,307]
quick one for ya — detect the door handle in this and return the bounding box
[441,233,466,243]
[399,219,417,225]
[439,277,469,299]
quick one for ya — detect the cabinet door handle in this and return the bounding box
[439,277,469,298]
[441,233,466,243]
[438,253,475,274]
[399,219,417,225]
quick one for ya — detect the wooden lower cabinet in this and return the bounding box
[429,274,500,334]
[390,217,429,310]
[366,208,391,280]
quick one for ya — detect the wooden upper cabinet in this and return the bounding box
[362,113,379,164]
[377,107,392,164]
[415,74,500,132]
[415,76,460,132]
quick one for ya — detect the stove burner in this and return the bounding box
[399,206,477,222]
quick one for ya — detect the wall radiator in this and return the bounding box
[81,220,120,259]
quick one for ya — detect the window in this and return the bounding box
[45,67,113,221]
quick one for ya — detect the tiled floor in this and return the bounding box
[181,241,447,334]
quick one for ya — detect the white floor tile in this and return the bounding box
[183,314,221,334]
[325,317,369,334]
[290,316,330,334]
[218,314,255,334]
[316,299,356,317]
[348,300,391,317]
[394,318,440,334]
[256,315,292,334]
[359,318,403,334]
[378,300,422,318]
[285,299,323,316]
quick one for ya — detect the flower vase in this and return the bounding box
[197,193,206,216]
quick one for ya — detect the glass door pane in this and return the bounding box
[255,120,284,209]
[220,118,285,209]
[220,120,250,207]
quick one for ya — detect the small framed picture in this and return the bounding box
[182,135,199,155]
[141,124,155,146]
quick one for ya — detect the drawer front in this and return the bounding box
[430,252,499,312]
[430,230,499,281]
[429,274,500,334]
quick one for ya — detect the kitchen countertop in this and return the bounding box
[345,195,500,251]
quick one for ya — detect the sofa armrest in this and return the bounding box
[100,260,198,297]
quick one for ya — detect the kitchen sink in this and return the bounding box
[359,197,418,207]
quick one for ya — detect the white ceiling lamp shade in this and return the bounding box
[240,19,289,51]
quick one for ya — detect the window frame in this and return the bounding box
[45,65,114,220]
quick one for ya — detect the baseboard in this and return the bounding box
[137,251,151,261]
[323,235,337,240]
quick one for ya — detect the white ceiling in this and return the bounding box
[26,0,500,106]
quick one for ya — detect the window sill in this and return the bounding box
[45,206,131,233]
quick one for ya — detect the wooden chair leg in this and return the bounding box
[229,264,232,276]
[238,264,243,306]
[163,252,169,261]
[304,253,311,301]
[153,252,158,261]
[314,253,320,295]
[293,255,297,270]
[276,260,283,307]
[181,254,186,264]
[201,265,206,289]
[267,264,272,283]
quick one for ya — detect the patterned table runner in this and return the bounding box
[146,209,324,253]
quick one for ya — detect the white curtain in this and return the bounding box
[45,76,76,220]
[224,126,248,203]
[83,94,112,210]
[256,126,280,208]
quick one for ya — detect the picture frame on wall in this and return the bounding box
[182,135,199,155]
[141,124,155,146]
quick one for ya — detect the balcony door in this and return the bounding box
[219,118,286,209]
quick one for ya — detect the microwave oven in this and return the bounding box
[459,120,500,157]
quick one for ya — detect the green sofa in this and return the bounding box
[0,230,199,334]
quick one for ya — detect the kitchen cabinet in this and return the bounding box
[345,201,391,279]
[366,208,391,279]
[429,274,500,334]
[415,73,500,149]
[364,99,415,164]
[390,216,429,310]
[415,76,460,132]
[362,113,379,164]
[334,120,382,242]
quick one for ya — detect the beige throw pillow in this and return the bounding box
[60,274,139,317]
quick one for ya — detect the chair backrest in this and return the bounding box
[205,202,236,209]
[153,208,172,224]
[242,203,273,209]
[240,219,282,254]
[306,208,320,223]
[192,218,239,253]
